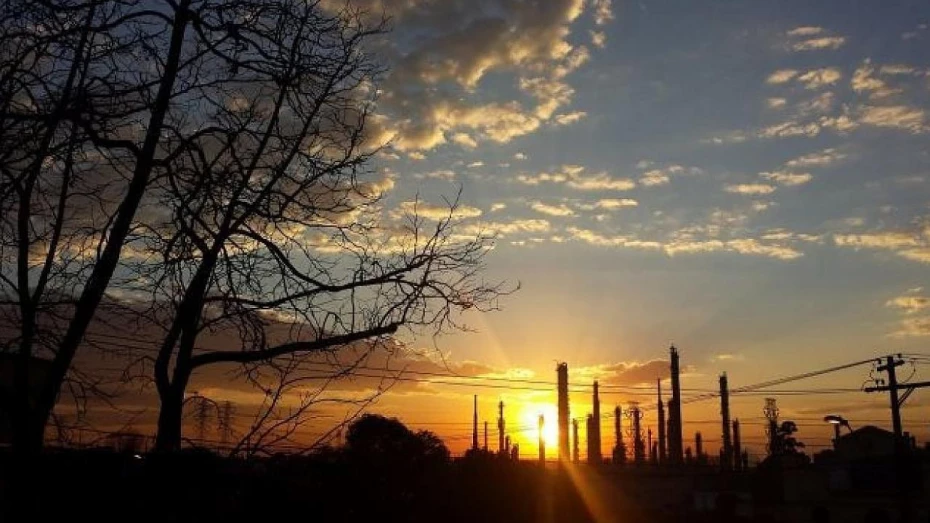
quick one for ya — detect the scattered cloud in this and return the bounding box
[489,203,507,212]
[786,148,847,168]
[577,198,638,210]
[554,111,587,125]
[886,294,930,314]
[797,67,843,89]
[590,30,606,48]
[792,36,846,51]
[530,201,576,217]
[858,105,926,133]
[724,183,777,195]
[517,165,636,191]
[761,170,813,186]
[640,169,670,187]
[415,169,456,180]
[514,152,527,160]
[767,97,788,109]
[395,201,482,221]
[766,69,799,84]
[786,26,846,51]
[451,132,478,149]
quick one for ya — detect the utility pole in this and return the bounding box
[864,354,930,500]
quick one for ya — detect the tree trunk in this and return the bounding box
[155,388,184,452]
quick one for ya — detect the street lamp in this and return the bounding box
[823,414,851,449]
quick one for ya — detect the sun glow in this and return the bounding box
[521,402,559,454]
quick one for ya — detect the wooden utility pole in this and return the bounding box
[864,355,930,439]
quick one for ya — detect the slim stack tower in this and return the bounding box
[719,373,732,469]
[472,395,479,451]
[657,379,666,463]
[733,419,742,472]
[498,400,505,455]
[573,419,580,462]
[667,345,684,464]
[557,363,570,462]
[590,381,602,462]
[538,414,546,465]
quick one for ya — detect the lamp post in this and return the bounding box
[823,414,851,449]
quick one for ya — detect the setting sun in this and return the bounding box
[521,402,559,455]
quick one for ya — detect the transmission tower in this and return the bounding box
[763,397,779,456]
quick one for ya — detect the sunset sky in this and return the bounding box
[342,0,930,456]
[70,0,930,459]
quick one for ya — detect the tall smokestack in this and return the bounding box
[613,406,625,465]
[632,405,644,464]
[472,395,479,450]
[484,421,488,451]
[719,373,732,470]
[498,400,505,455]
[657,379,666,463]
[557,363,570,462]
[695,431,703,463]
[586,414,595,464]
[668,345,684,464]
[732,419,742,472]
[573,419,580,462]
[538,414,545,465]
[591,381,602,462]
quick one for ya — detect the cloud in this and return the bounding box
[890,316,930,337]
[640,169,670,187]
[590,30,606,48]
[767,97,787,109]
[451,132,478,149]
[395,201,482,221]
[852,61,902,99]
[570,359,670,386]
[592,0,613,25]
[792,36,846,51]
[414,169,456,180]
[797,67,842,89]
[467,161,484,168]
[578,198,638,210]
[463,218,551,237]
[833,232,920,250]
[351,0,596,152]
[565,227,803,260]
[517,165,635,191]
[514,152,527,160]
[786,148,847,168]
[554,111,587,125]
[859,105,926,133]
[724,183,777,195]
[530,201,576,217]
[567,172,636,191]
[886,294,930,314]
[785,26,846,51]
[766,69,799,84]
[489,203,507,212]
[761,170,813,186]
[787,26,823,37]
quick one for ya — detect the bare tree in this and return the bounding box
[1,0,509,454]
[123,0,508,450]
[0,0,170,452]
